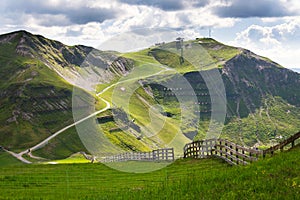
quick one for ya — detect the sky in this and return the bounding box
[1,0,300,69]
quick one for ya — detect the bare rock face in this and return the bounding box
[16,35,34,58]
[0,32,18,44]
[6,109,33,124]
[8,31,135,90]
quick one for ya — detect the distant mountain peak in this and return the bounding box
[13,29,32,34]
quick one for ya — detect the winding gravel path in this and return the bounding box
[8,64,170,163]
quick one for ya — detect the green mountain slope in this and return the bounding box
[0,32,76,151]
[135,39,300,146]
[1,31,300,162]
[0,31,134,157]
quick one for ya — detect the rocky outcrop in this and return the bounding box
[7,30,135,90]
[222,50,300,117]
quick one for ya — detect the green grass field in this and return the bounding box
[0,145,299,199]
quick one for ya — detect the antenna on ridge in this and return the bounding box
[176,37,184,65]
[208,28,212,38]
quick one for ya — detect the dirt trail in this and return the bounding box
[8,64,170,163]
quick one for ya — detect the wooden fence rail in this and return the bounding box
[263,131,300,157]
[100,132,300,165]
[183,131,300,165]
[183,139,216,158]
[214,139,261,165]
[102,148,174,163]
[183,139,262,165]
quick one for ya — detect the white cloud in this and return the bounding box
[281,0,300,15]
[230,18,300,68]
[0,0,235,49]
[234,19,300,46]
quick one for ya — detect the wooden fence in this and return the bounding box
[102,148,174,163]
[263,131,300,157]
[183,131,300,165]
[214,139,261,165]
[183,139,262,165]
[98,131,300,165]
[183,139,217,158]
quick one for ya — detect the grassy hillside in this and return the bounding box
[33,127,86,160]
[94,82,190,155]
[1,31,300,162]
[133,40,300,147]
[223,96,300,146]
[0,151,23,167]
[0,31,135,160]
[140,72,300,147]
[89,37,300,155]
[149,38,241,73]
[0,146,299,199]
[0,31,105,158]
[0,33,74,151]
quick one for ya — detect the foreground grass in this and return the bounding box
[0,146,299,199]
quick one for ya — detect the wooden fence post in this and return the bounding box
[220,140,223,157]
[280,146,284,152]
[236,146,239,164]
[229,144,232,163]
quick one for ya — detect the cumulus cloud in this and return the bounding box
[0,0,240,50]
[3,0,118,25]
[213,0,298,18]
[234,20,300,46]
[230,19,300,68]
[96,4,236,41]
[0,0,235,37]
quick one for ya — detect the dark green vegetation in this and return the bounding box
[0,146,299,199]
